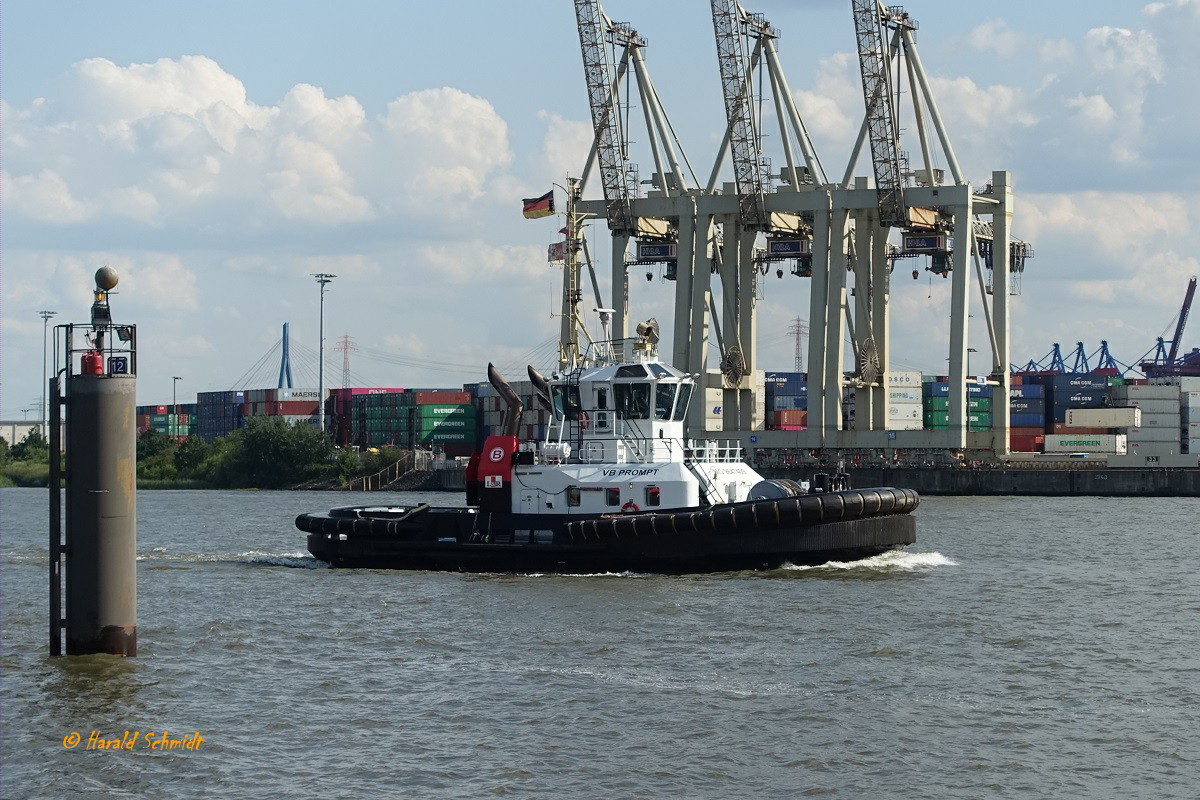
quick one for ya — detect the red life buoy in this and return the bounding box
[621,501,639,513]
[578,411,590,430]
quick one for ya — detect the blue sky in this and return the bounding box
[4,0,1199,416]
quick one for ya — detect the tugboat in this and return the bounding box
[298,331,918,574]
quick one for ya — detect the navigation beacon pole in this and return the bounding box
[50,266,139,656]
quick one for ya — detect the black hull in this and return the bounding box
[297,487,919,574]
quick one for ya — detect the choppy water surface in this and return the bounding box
[3,488,1198,798]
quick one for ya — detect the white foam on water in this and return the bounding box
[782,549,956,572]
[137,549,327,568]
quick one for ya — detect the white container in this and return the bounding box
[889,371,924,387]
[889,418,923,431]
[1131,412,1182,428]
[1065,407,1141,428]
[1128,441,1179,456]
[278,388,321,401]
[1183,422,1200,438]
[1126,426,1180,443]
[888,403,922,421]
[1108,385,1179,401]
[1043,433,1127,454]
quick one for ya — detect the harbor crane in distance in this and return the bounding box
[572,0,695,360]
[1139,276,1198,377]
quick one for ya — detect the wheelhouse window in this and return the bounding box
[614,383,651,420]
[606,488,621,507]
[567,486,581,507]
[672,383,693,421]
[654,383,677,420]
[551,384,582,421]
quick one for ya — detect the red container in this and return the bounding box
[415,391,472,405]
[1050,423,1110,434]
[1010,434,1043,452]
[277,400,320,415]
[1009,426,1044,437]
[156,405,169,415]
[772,424,807,431]
[774,410,808,427]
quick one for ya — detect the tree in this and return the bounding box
[10,428,50,462]
[223,417,335,488]
[0,435,9,467]
[173,435,211,478]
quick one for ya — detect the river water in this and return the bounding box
[2,487,1198,798]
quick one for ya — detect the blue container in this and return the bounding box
[1009,397,1045,414]
[1049,388,1107,422]
[1010,412,1045,428]
[1011,384,1045,399]
[1048,374,1108,393]
[771,394,807,411]
[928,382,992,398]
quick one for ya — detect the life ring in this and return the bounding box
[578,411,590,430]
[621,501,640,514]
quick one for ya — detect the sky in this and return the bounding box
[3,0,1199,417]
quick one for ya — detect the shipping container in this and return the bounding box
[888,404,922,421]
[1130,412,1182,428]
[1050,423,1110,435]
[923,411,991,427]
[1044,434,1127,454]
[925,382,992,398]
[1108,384,1180,401]
[1009,434,1044,452]
[770,394,808,411]
[1047,374,1108,392]
[1009,397,1045,414]
[414,391,472,406]
[888,388,921,403]
[888,370,924,387]
[1065,407,1141,428]
[888,418,923,431]
[771,410,807,427]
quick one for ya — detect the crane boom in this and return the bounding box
[710,0,774,229]
[851,0,912,229]
[574,0,641,235]
[1166,276,1197,364]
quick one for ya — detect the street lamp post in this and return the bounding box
[172,376,182,419]
[312,273,336,436]
[39,310,57,434]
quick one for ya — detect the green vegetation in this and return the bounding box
[1,430,53,487]
[2,419,380,490]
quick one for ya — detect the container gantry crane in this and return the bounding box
[1139,276,1198,377]
[572,0,695,365]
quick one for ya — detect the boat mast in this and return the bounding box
[559,177,585,371]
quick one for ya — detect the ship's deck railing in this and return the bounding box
[686,439,745,463]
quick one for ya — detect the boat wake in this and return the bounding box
[138,548,328,569]
[782,550,955,573]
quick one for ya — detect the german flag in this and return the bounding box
[522,190,554,219]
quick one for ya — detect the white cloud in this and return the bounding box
[966,19,1024,58]
[419,242,551,285]
[1066,93,1117,127]
[3,169,92,222]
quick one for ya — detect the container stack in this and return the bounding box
[136,403,197,439]
[764,372,807,430]
[887,370,923,430]
[353,391,412,449]
[1008,376,1045,451]
[195,391,245,442]
[922,381,992,431]
[1112,382,1183,457]
[1045,374,1108,431]
[414,392,476,456]
[1183,383,1200,454]
[241,387,321,428]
